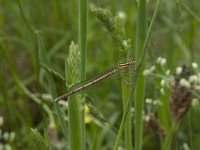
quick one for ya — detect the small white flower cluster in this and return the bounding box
[145,98,163,106]
[143,57,171,97]
[176,66,183,75]
[143,57,168,76]
[156,57,167,66]
[0,130,15,149]
[0,144,12,150]
[179,76,200,89]
[143,57,200,107]
[182,143,190,150]
[174,62,200,104]
[166,69,171,75]
[178,74,200,90]
[161,88,167,95]
[175,62,200,91]
[143,65,156,76]
[192,62,198,69]
[0,116,15,149]
[176,62,198,75]
[1,132,15,142]
[160,79,166,87]
[144,115,150,122]
[179,78,191,88]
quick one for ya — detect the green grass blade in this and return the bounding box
[37,32,69,141]
[65,42,83,150]
[122,81,132,150]
[134,1,147,150]
[114,0,161,149]
[78,0,88,149]
[17,0,36,35]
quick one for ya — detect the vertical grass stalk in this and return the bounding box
[122,82,132,150]
[67,0,88,149]
[134,1,147,150]
[17,0,35,35]
[114,0,161,149]
[79,0,88,148]
[66,42,82,150]
[79,0,88,80]
[68,95,83,150]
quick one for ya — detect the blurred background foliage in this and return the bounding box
[0,0,200,149]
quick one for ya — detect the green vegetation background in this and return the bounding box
[0,0,200,149]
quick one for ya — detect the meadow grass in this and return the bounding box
[0,0,200,150]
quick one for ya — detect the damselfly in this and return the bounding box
[55,58,135,102]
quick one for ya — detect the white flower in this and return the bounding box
[198,73,200,78]
[166,69,171,75]
[160,58,166,66]
[189,75,198,83]
[145,98,152,104]
[5,144,12,150]
[153,100,162,106]
[156,57,166,66]
[143,69,151,76]
[194,85,200,90]
[0,116,3,126]
[156,57,162,64]
[182,143,190,150]
[179,78,191,88]
[192,62,198,69]
[191,98,199,106]
[118,11,126,19]
[3,132,9,141]
[9,132,15,142]
[160,79,166,87]
[176,67,183,75]
[160,88,165,95]
[150,65,156,72]
[144,115,150,122]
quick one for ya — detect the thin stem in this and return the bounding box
[134,1,147,150]
[122,79,132,150]
[79,1,88,149]
[17,0,36,35]
[114,0,161,149]
[68,0,88,149]
[181,2,200,24]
